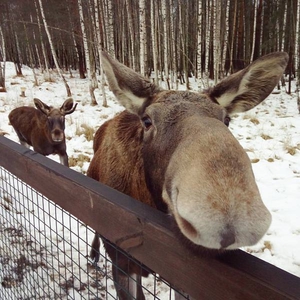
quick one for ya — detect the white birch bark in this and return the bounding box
[37,0,71,96]
[139,0,147,76]
[106,0,115,57]
[197,0,203,85]
[295,0,300,80]
[250,0,258,63]
[78,0,98,105]
[125,0,136,71]
[151,0,159,85]
[205,1,210,76]
[222,0,230,75]
[213,0,221,84]
[94,0,107,107]
[229,0,237,73]
[34,0,50,80]
[0,26,6,91]
[169,2,176,89]
[162,0,170,89]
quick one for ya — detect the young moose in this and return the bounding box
[9,98,77,167]
[88,52,288,299]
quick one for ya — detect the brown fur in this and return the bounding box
[9,98,77,166]
[88,51,288,299]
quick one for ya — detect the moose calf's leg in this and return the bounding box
[59,153,69,167]
[90,233,101,263]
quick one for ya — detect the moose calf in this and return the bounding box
[9,98,77,166]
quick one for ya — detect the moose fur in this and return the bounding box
[88,51,288,299]
[9,98,77,166]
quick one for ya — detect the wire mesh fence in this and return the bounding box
[0,166,188,300]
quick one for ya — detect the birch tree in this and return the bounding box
[139,0,147,76]
[34,0,50,81]
[250,0,258,63]
[0,26,6,92]
[197,0,202,85]
[106,0,115,57]
[296,0,300,82]
[78,0,98,105]
[150,0,159,85]
[94,0,107,107]
[213,0,221,84]
[37,0,71,96]
[162,0,170,89]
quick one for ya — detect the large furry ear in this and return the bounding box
[208,52,289,114]
[101,51,161,115]
[34,98,51,115]
[60,98,77,115]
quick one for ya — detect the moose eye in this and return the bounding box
[224,116,231,127]
[141,116,153,130]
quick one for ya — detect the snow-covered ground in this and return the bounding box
[0,62,300,298]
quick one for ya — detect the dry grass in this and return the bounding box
[69,154,91,168]
[283,139,299,156]
[261,133,273,140]
[251,158,260,163]
[75,123,95,141]
[250,117,260,125]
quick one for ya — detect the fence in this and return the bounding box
[0,135,300,300]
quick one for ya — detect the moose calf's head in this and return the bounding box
[34,98,77,143]
[100,51,288,250]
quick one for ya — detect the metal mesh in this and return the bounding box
[0,166,188,299]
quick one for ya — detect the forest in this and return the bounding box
[0,0,300,104]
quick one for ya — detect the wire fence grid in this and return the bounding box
[0,166,187,300]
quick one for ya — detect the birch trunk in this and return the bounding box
[78,0,97,105]
[197,0,203,85]
[229,0,237,73]
[151,0,159,85]
[213,0,221,84]
[0,26,6,92]
[222,0,230,76]
[139,0,147,76]
[205,1,210,76]
[94,0,107,107]
[125,0,136,71]
[106,0,115,57]
[37,0,71,96]
[162,0,170,89]
[34,0,50,80]
[250,0,258,63]
[295,0,300,81]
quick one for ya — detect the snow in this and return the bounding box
[0,62,300,298]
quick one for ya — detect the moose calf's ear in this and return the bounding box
[34,98,51,115]
[208,52,289,114]
[61,98,78,115]
[101,51,161,115]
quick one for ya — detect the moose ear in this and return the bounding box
[101,51,161,114]
[208,52,289,114]
[61,98,77,115]
[34,98,51,115]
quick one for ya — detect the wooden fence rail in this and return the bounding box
[0,136,299,300]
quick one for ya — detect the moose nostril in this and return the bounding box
[220,227,236,249]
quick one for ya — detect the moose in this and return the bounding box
[9,98,77,167]
[88,51,288,299]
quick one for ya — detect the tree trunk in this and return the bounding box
[150,0,159,85]
[94,0,107,107]
[37,0,71,96]
[139,0,147,76]
[0,26,6,92]
[162,0,170,89]
[78,0,98,105]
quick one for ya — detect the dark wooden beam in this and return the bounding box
[1,136,299,299]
